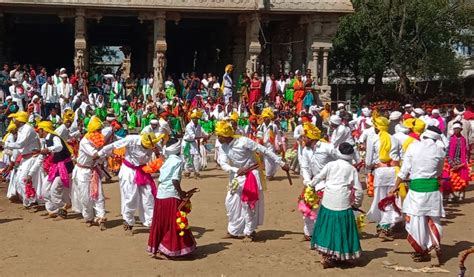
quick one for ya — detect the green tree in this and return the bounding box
[330,0,473,98]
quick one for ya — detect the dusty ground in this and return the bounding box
[0,162,473,277]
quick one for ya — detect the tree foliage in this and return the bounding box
[330,0,473,97]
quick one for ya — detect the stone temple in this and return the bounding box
[0,0,353,101]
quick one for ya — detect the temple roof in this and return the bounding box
[0,0,354,13]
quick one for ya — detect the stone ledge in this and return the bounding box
[0,0,353,13]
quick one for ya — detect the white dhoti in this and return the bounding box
[264,154,278,178]
[15,156,40,207]
[6,168,18,199]
[200,144,208,169]
[366,167,403,228]
[72,167,106,221]
[225,170,264,236]
[303,214,316,237]
[119,165,154,227]
[43,176,70,214]
[183,141,201,174]
[403,189,444,253]
[223,88,233,104]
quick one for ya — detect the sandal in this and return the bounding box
[58,208,67,219]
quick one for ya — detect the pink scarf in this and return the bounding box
[448,135,469,180]
[432,116,445,132]
[47,157,72,188]
[241,170,259,209]
[123,159,157,197]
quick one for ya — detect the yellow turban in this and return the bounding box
[63,109,75,123]
[403,118,425,135]
[8,111,29,123]
[373,116,391,163]
[303,122,321,140]
[87,116,103,133]
[225,64,233,73]
[190,109,203,119]
[230,112,239,122]
[261,108,274,119]
[141,132,163,149]
[215,120,235,138]
[37,120,74,154]
[37,121,56,134]
[6,121,16,133]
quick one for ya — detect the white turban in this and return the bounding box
[395,124,409,134]
[150,119,159,125]
[362,107,371,117]
[164,139,182,156]
[414,108,425,115]
[452,122,463,130]
[330,115,342,125]
[432,109,440,115]
[422,129,441,141]
[389,111,402,121]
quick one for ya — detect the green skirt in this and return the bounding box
[311,205,362,261]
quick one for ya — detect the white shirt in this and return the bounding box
[218,136,284,175]
[300,141,337,186]
[156,154,183,199]
[76,137,101,167]
[365,134,401,167]
[5,123,40,156]
[105,135,153,166]
[330,124,354,147]
[358,126,375,144]
[55,124,70,141]
[183,121,205,142]
[45,133,63,153]
[398,139,445,180]
[57,82,73,100]
[41,83,59,103]
[141,125,159,136]
[258,122,278,148]
[309,159,363,211]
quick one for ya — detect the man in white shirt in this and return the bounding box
[299,122,336,240]
[57,73,73,114]
[9,78,25,111]
[1,112,41,207]
[41,76,59,117]
[258,108,280,180]
[365,116,403,241]
[223,64,234,104]
[182,109,208,178]
[216,120,289,241]
[141,119,160,136]
[391,126,445,266]
[101,132,162,234]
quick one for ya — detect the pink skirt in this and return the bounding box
[147,198,196,257]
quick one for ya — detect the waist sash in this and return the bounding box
[123,159,157,197]
[410,178,439,193]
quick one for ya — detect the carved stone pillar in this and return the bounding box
[322,49,329,86]
[74,8,87,74]
[240,14,261,75]
[152,12,167,95]
[232,24,246,78]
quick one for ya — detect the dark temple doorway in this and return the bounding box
[3,13,74,73]
[165,18,232,77]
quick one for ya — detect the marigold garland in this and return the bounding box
[176,201,192,236]
[143,158,164,174]
[86,131,105,148]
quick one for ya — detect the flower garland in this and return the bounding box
[228,177,239,194]
[297,187,320,220]
[176,201,192,237]
[25,180,36,200]
[143,158,164,174]
[355,213,366,233]
[86,131,105,148]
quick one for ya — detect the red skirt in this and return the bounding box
[147,198,196,257]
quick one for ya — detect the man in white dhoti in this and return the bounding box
[390,125,445,266]
[365,116,403,241]
[72,116,108,230]
[222,64,234,104]
[1,112,41,207]
[258,108,280,180]
[182,109,208,179]
[57,73,73,114]
[37,121,74,219]
[216,121,289,241]
[299,122,336,240]
[102,132,162,234]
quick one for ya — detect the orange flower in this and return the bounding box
[142,158,164,174]
[86,131,105,148]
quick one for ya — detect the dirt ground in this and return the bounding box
[0,162,473,277]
